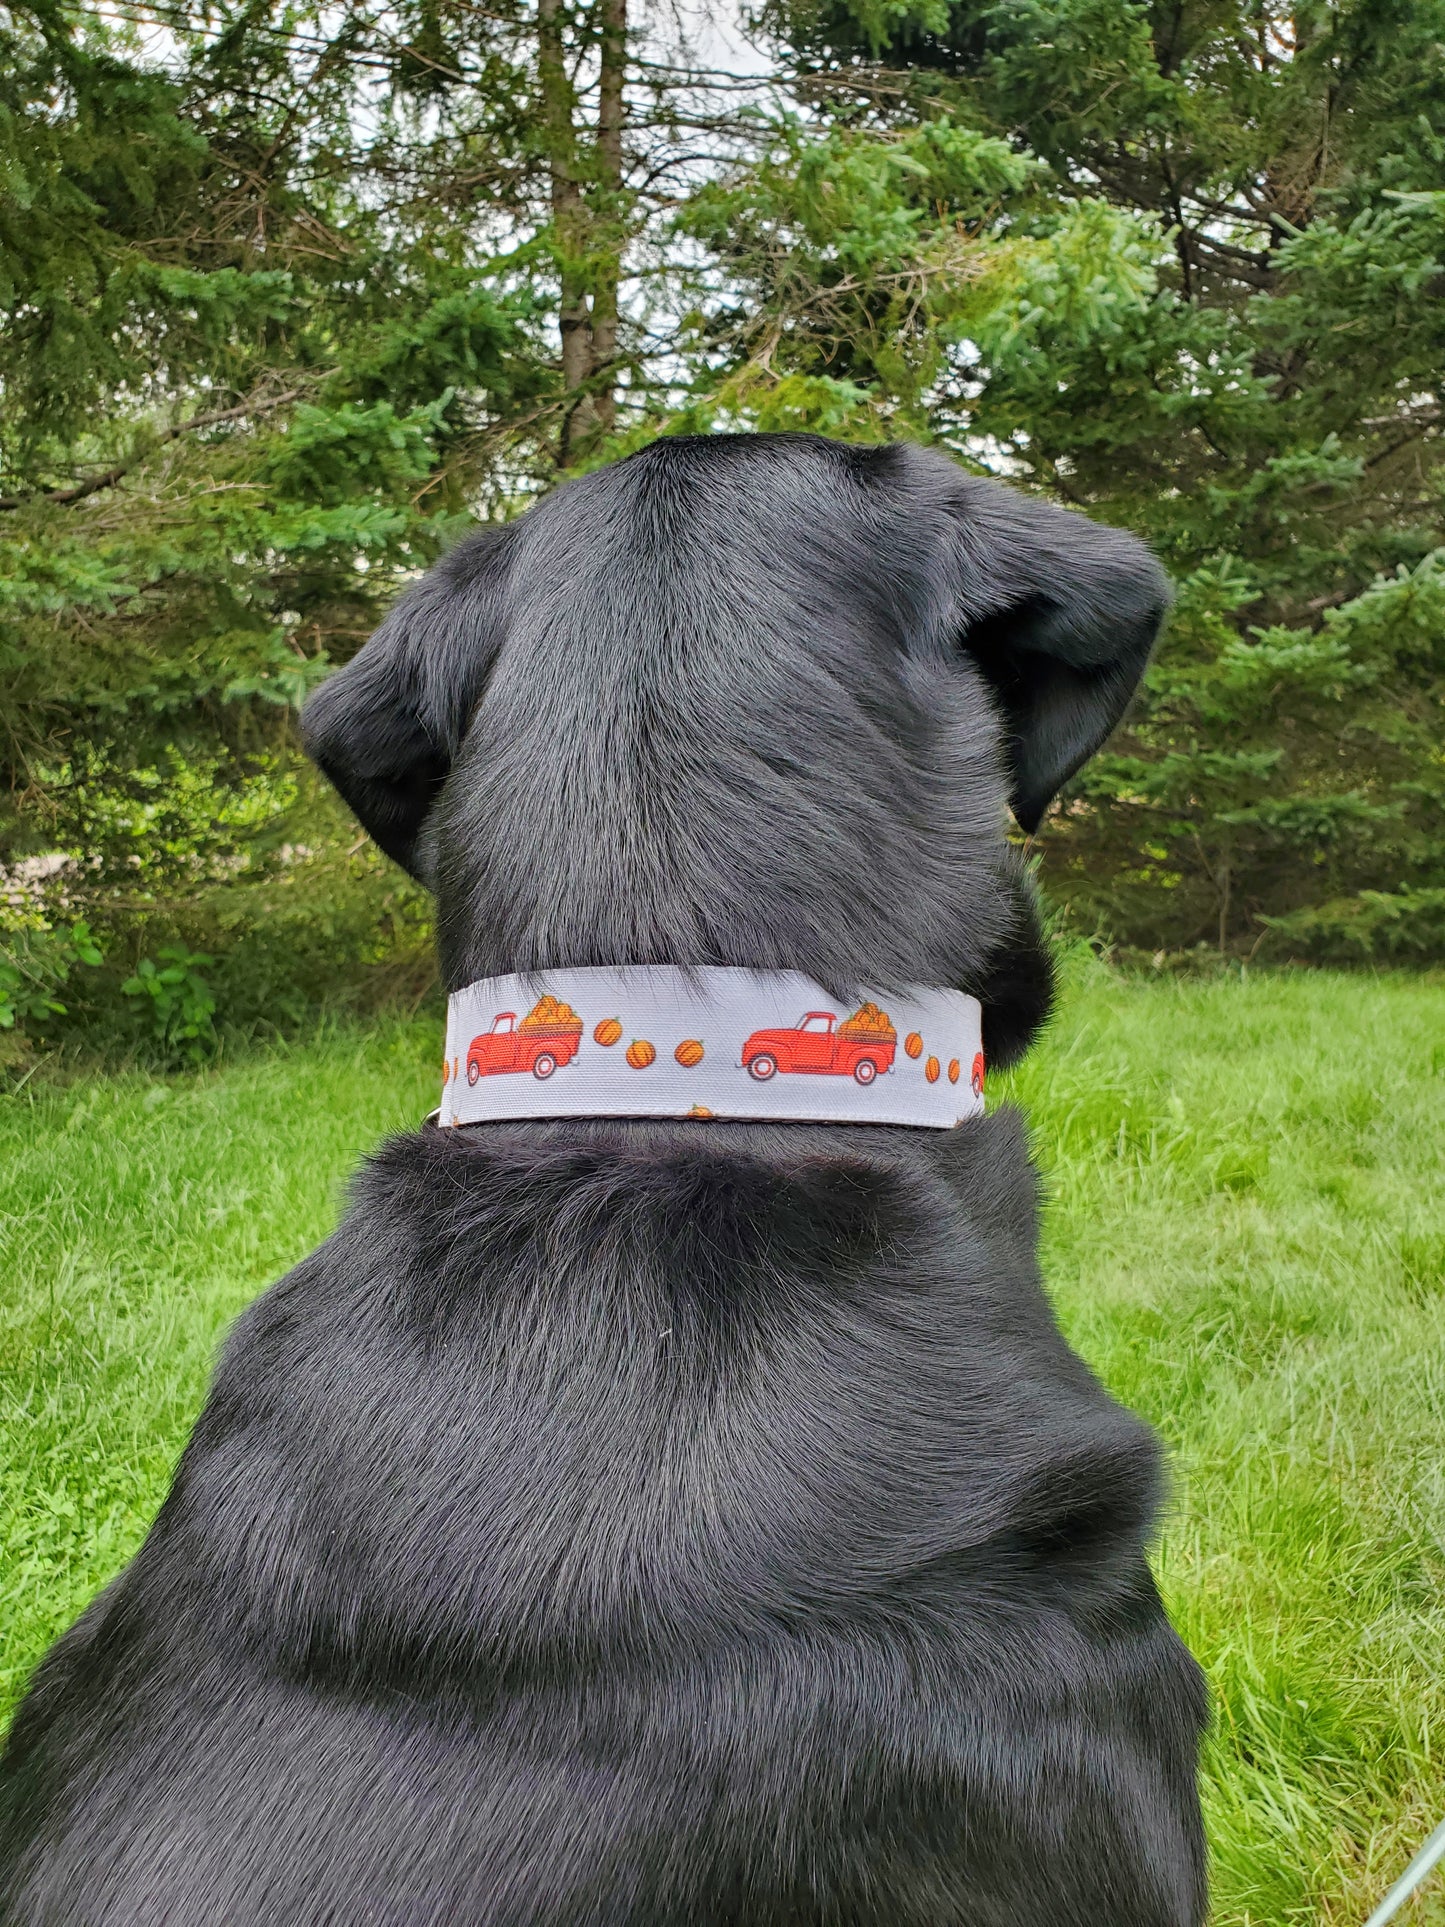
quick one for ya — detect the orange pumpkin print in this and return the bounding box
[674,1038,705,1068]
[840,1002,894,1040]
[925,1055,940,1084]
[520,994,579,1034]
[686,1103,714,1119]
[626,1039,656,1069]
[594,1016,623,1047]
[947,1059,960,1085]
[904,1031,923,1060]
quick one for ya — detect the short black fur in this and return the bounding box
[0,433,1205,1925]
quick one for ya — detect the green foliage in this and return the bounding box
[0,922,102,1032]
[719,0,1445,954]
[122,945,218,1065]
[0,0,540,899]
[1260,886,1445,961]
[4,973,1444,1924]
[121,835,439,1035]
[1,0,1442,984]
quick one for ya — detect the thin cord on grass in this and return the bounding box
[1362,1813,1445,1926]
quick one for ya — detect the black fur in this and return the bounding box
[0,433,1204,1925]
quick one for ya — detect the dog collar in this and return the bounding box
[440,966,984,1129]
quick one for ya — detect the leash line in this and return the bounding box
[1363,1814,1445,1927]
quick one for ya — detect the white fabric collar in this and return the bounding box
[440,966,984,1130]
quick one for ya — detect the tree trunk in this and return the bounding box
[537,0,590,460]
[590,0,627,436]
[537,0,627,464]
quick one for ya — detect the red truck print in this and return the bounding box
[466,1009,582,1083]
[742,1010,896,1086]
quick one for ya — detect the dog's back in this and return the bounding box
[0,434,1208,1925]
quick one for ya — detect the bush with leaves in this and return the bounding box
[122,946,218,1067]
[0,922,103,1037]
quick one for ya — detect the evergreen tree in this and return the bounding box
[1,0,1442,977]
[701,0,1445,954]
[0,4,529,894]
[0,0,748,918]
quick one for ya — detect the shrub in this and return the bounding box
[122,946,218,1066]
[0,922,104,1036]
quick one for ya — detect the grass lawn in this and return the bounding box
[2,966,1443,1923]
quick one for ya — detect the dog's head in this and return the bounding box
[303,434,1166,1064]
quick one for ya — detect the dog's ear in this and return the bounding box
[301,526,514,880]
[945,480,1170,834]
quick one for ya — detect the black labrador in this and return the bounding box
[0,433,1208,1925]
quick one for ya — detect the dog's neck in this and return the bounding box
[439,965,985,1130]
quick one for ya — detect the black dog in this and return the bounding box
[0,433,1207,1924]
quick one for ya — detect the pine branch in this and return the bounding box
[0,389,309,513]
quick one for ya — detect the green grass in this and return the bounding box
[3,968,1444,1924]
